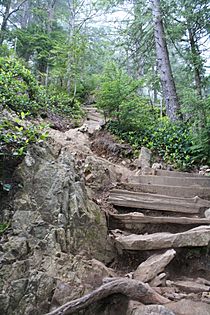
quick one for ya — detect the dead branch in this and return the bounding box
[46,277,169,315]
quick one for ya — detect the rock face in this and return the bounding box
[84,155,133,191]
[167,299,210,315]
[137,147,151,170]
[0,141,114,315]
[127,304,175,315]
[134,250,176,283]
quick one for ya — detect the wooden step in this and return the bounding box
[130,175,210,187]
[112,226,210,251]
[154,169,204,178]
[121,183,210,199]
[109,189,210,214]
[111,213,210,226]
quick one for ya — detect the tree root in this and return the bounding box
[46,277,170,315]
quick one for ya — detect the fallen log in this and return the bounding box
[46,277,169,315]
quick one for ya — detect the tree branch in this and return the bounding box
[7,0,27,20]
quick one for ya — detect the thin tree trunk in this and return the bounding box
[188,28,202,98]
[45,64,49,87]
[151,0,181,121]
[47,0,57,33]
[0,0,12,45]
[20,0,31,28]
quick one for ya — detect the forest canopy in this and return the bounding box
[0,0,210,168]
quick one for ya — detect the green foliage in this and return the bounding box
[181,92,210,165]
[95,62,142,119]
[96,61,194,169]
[148,119,193,169]
[0,113,48,158]
[45,87,84,119]
[0,57,84,119]
[190,119,210,165]
[108,118,194,170]
[0,223,10,235]
[0,57,43,113]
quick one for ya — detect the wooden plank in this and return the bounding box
[120,183,210,199]
[130,175,210,187]
[110,189,210,205]
[108,189,210,214]
[111,213,210,225]
[109,197,200,214]
[112,226,210,251]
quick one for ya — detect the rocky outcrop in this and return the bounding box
[167,299,210,315]
[127,303,175,315]
[134,147,151,170]
[84,155,133,192]
[0,140,114,315]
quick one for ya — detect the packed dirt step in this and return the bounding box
[108,189,210,214]
[121,183,210,199]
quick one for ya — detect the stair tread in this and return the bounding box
[150,168,204,178]
[109,189,210,214]
[111,213,210,225]
[112,226,210,251]
[130,175,210,187]
[119,183,210,199]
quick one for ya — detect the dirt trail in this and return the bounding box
[49,106,210,315]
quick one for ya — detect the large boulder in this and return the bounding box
[0,140,114,315]
[167,299,210,315]
[137,147,152,170]
[127,303,175,315]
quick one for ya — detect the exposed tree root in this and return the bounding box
[46,277,169,315]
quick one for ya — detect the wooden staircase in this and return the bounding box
[108,169,210,252]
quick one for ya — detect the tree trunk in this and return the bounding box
[47,0,57,33]
[20,0,31,28]
[151,0,181,121]
[188,28,202,98]
[0,0,12,45]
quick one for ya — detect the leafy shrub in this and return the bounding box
[0,112,48,158]
[0,57,43,113]
[100,63,209,169]
[108,118,193,170]
[190,118,210,165]
[95,62,141,119]
[181,92,210,165]
[148,119,193,169]
[0,57,84,120]
[45,87,84,119]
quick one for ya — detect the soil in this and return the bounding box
[90,130,134,168]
